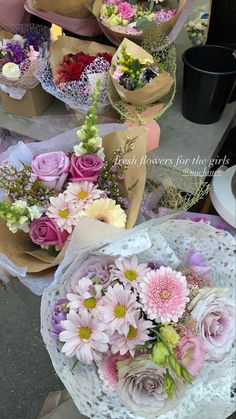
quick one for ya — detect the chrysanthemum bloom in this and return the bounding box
[139,267,189,323]
[65,181,104,209]
[110,316,153,356]
[67,277,102,315]
[46,193,81,233]
[59,310,109,364]
[84,198,126,228]
[97,352,130,390]
[110,255,150,289]
[100,283,140,335]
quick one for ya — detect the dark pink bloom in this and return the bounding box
[29,216,69,249]
[69,154,103,183]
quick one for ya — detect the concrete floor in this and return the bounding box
[0,282,63,419]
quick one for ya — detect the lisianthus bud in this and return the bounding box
[160,325,180,349]
[151,342,169,367]
[163,372,175,399]
[168,354,182,377]
[181,365,193,384]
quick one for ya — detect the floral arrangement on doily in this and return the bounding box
[44,218,235,419]
[0,82,147,274]
[0,24,49,89]
[98,0,177,36]
[36,36,116,113]
[55,51,112,85]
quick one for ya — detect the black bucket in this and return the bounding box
[182,45,236,124]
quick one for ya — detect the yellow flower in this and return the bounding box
[84,198,126,228]
[159,325,180,349]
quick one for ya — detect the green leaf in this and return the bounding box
[127,0,138,4]
[132,59,141,73]
[135,16,156,32]
[47,246,60,257]
[70,359,79,372]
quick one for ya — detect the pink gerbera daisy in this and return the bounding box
[110,315,153,356]
[97,352,130,390]
[67,277,102,315]
[59,310,109,364]
[110,255,150,289]
[139,267,189,323]
[100,283,140,335]
[65,181,104,209]
[46,193,80,233]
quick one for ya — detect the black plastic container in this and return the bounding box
[182,45,236,124]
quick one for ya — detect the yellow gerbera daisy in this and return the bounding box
[84,198,126,228]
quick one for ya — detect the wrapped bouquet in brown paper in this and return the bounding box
[88,0,187,46]
[0,82,147,288]
[28,0,91,19]
[110,38,174,106]
[36,36,116,113]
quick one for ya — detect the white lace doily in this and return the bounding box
[41,219,235,419]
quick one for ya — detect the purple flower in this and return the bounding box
[185,248,211,278]
[51,299,69,338]
[6,43,26,65]
[85,262,112,285]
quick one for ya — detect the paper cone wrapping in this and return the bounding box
[0,124,146,274]
[90,0,186,45]
[49,36,116,80]
[28,0,91,19]
[110,38,174,106]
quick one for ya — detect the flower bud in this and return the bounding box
[181,365,193,384]
[151,342,169,367]
[168,354,182,377]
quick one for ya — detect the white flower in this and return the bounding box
[28,205,43,221]
[74,143,87,157]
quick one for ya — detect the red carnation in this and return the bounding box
[55,52,96,85]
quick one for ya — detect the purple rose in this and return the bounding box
[189,287,235,361]
[175,330,206,377]
[51,299,69,338]
[29,216,69,249]
[118,2,135,20]
[186,248,211,278]
[69,154,103,183]
[31,151,70,191]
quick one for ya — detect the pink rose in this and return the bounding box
[118,2,135,20]
[29,216,69,249]
[69,154,103,183]
[31,151,70,191]
[189,288,235,361]
[175,330,206,377]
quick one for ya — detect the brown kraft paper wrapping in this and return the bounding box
[49,36,116,80]
[28,0,92,19]
[90,0,186,44]
[110,38,174,106]
[0,126,147,273]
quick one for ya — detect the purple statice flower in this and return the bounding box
[24,30,44,51]
[185,248,211,278]
[84,262,112,285]
[6,42,26,64]
[147,261,167,270]
[51,299,69,338]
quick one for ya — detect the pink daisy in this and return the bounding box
[67,277,102,315]
[65,181,104,209]
[139,267,189,323]
[59,310,109,364]
[110,315,153,356]
[97,352,130,390]
[100,283,140,335]
[46,193,81,233]
[110,255,150,289]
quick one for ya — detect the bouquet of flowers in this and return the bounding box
[28,0,92,19]
[89,0,186,45]
[184,13,209,46]
[0,24,49,90]
[36,36,116,113]
[0,83,147,279]
[110,38,174,106]
[41,217,235,419]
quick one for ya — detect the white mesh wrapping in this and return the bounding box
[36,57,111,114]
[41,218,235,419]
